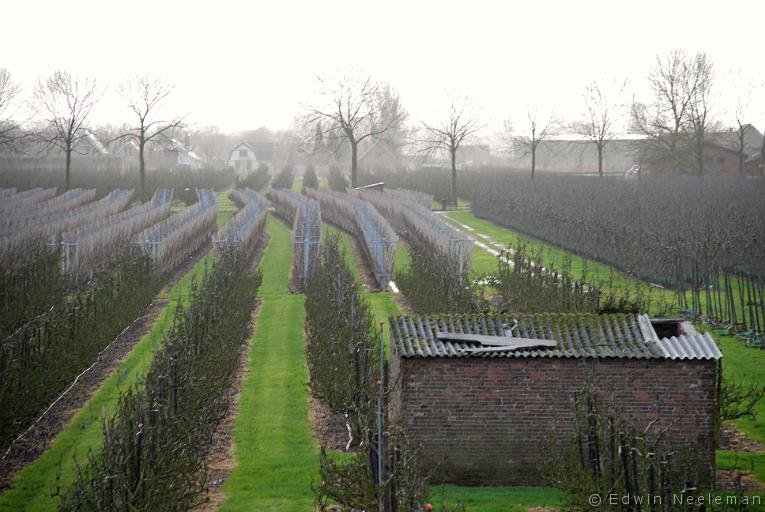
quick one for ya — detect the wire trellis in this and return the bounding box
[306,189,397,289]
[269,188,301,224]
[291,195,321,290]
[135,189,217,274]
[0,189,134,264]
[213,188,268,257]
[60,189,174,276]
[350,188,473,279]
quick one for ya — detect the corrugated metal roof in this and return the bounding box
[391,313,721,361]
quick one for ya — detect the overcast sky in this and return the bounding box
[3,0,764,137]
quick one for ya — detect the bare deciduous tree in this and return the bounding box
[506,107,556,180]
[32,71,100,189]
[728,74,762,175]
[634,50,713,174]
[118,75,184,199]
[686,58,715,175]
[574,80,628,177]
[0,68,22,147]
[420,92,483,203]
[305,70,406,188]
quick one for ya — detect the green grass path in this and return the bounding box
[220,215,317,511]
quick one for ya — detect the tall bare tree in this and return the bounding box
[634,50,713,173]
[728,74,762,174]
[420,93,483,203]
[305,70,406,187]
[32,71,100,189]
[0,68,22,148]
[507,107,556,180]
[686,57,715,175]
[118,75,184,200]
[574,80,627,177]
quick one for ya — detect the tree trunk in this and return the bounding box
[738,131,745,175]
[531,148,536,180]
[350,141,358,188]
[597,144,603,177]
[451,148,457,205]
[65,147,72,191]
[139,140,146,201]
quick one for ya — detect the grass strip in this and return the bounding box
[220,215,318,511]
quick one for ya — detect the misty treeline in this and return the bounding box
[3,48,762,199]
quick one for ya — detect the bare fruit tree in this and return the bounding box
[0,68,22,147]
[305,69,406,188]
[634,50,713,173]
[118,75,184,200]
[506,107,556,180]
[420,92,484,203]
[32,70,100,189]
[574,80,628,177]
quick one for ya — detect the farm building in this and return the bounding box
[389,312,721,486]
[228,142,274,175]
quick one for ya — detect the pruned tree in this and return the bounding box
[634,50,714,174]
[420,92,484,203]
[305,69,407,188]
[574,80,628,177]
[118,75,184,200]
[505,107,556,180]
[0,68,22,148]
[32,70,100,189]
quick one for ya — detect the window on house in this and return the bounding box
[239,149,248,158]
[717,156,725,164]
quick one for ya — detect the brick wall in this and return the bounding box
[391,356,717,486]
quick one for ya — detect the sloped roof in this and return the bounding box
[232,141,274,161]
[391,313,721,361]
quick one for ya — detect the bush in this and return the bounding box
[304,234,377,444]
[302,165,319,192]
[59,247,261,511]
[0,249,159,448]
[238,163,271,192]
[328,165,348,192]
[273,165,294,190]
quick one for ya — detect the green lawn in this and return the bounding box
[220,215,318,512]
[0,251,214,511]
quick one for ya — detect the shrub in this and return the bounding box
[273,165,294,190]
[302,165,319,192]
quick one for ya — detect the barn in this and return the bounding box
[389,312,721,486]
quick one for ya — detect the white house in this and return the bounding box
[228,142,274,175]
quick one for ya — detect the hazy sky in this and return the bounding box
[3,0,764,136]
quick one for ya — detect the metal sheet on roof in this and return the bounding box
[391,313,721,361]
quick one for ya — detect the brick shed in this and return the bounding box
[389,312,722,486]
